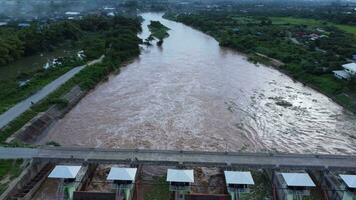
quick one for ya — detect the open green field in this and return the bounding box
[271,17,356,36]
[334,24,356,35]
[271,17,321,26]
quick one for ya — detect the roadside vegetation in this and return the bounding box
[147,21,170,46]
[0,15,142,144]
[166,12,356,113]
[0,57,84,114]
[0,159,26,194]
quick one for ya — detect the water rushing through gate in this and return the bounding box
[42,13,356,154]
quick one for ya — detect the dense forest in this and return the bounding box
[0,15,141,66]
[166,12,356,112]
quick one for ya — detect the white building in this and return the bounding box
[107,167,137,200]
[65,11,80,16]
[48,165,81,179]
[333,63,356,80]
[65,12,81,20]
[167,169,194,200]
[274,172,316,200]
[48,165,82,200]
[343,63,356,75]
[224,171,255,200]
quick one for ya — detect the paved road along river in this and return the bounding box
[41,13,356,154]
[0,56,104,130]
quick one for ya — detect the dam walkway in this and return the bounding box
[1,147,356,170]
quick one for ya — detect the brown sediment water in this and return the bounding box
[41,13,356,154]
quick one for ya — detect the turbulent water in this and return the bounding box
[41,13,356,154]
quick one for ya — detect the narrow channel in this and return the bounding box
[40,13,356,154]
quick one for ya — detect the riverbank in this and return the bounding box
[0,15,143,115]
[0,16,142,145]
[38,13,356,154]
[249,52,356,114]
[0,56,104,130]
[0,55,85,115]
[166,13,356,114]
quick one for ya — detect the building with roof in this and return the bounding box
[274,172,316,200]
[167,169,194,200]
[224,171,254,200]
[65,11,81,20]
[107,167,137,200]
[340,174,356,200]
[343,63,356,75]
[18,23,30,28]
[313,171,356,200]
[48,165,82,200]
[333,63,356,80]
[65,11,80,16]
[48,165,81,179]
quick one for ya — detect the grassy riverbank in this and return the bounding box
[0,15,142,144]
[166,13,356,113]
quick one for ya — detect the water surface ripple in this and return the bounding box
[42,13,356,154]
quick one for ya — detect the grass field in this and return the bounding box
[334,24,356,35]
[271,17,356,36]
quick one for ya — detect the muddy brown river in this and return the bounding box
[41,13,356,154]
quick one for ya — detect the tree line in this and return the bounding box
[0,15,142,66]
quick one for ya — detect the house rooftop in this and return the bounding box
[281,172,315,187]
[167,169,194,183]
[333,70,351,79]
[48,165,81,179]
[65,12,80,15]
[339,174,356,189]
[342,63,356,72]
[18,23,30,27]
[224,171,254,185]
[107,167,137,181]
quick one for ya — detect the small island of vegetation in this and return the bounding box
[147,20,170,46]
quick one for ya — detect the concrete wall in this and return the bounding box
[76,164,98,191]
[0,161,49,200]
[73,191,116,200]
[9,85,86,143]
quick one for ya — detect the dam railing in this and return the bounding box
[1,147,356,170]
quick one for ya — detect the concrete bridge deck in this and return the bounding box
[1,147,356,170]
